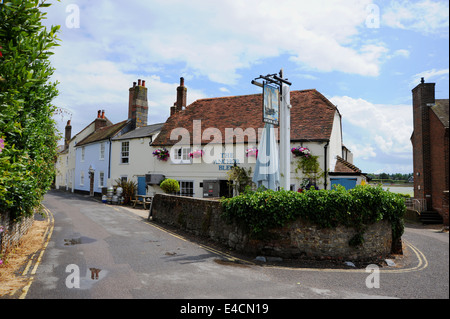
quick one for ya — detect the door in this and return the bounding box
[137,176,147,195]
[330,178,357,190]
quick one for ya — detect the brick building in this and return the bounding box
[411,78,449,225]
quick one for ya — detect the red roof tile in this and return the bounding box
[334,156,362,173]
[153,89,338,146]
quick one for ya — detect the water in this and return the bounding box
[382,186,414,196]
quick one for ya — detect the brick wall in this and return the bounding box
[151,194,395,260]
[0,211,34,255]
[430,110,449,225]
[412,81,435,208]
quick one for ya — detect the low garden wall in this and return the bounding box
[151,193,395,260]
[0,211,34,255]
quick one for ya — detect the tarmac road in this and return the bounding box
[21,190,449,302]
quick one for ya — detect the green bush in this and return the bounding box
[221,185,405,245]
[0,0,60,220]
[160,179,180,194]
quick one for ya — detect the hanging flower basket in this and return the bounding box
[291,146,311,158]
[189,150,204,158]
[152,148,170,161]
[245,148,258,158]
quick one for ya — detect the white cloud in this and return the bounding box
[382,0,449,36]
[330,96,413,156]
[411,68,449,86]
[46,0,387,87]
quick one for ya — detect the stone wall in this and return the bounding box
[0,211,34,255]
[151,194,394,260]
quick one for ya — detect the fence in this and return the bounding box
[405,198,427,213]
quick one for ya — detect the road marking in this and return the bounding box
[19,206,55,299]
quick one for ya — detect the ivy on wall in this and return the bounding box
[221,185,405,247]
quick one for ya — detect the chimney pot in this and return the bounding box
[133,82,136,87]
[97,110,101,118]
[180,77,184,86]
[421,77,425,84]
[138,79,141,86]
[101,110,105,119]
[142,80,145,87]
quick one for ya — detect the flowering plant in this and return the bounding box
[152,148,170,161]
[291,146,310,158]
[245,148,258,158]
[0,138,5,154]
[189,150,204,158]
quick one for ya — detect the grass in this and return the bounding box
[0,218,49,297]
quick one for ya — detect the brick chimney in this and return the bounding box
[64,120,72,150]
[94,109,108,131]
[412,77,436,208]
[128,79,148,130]
[176,77,187,113]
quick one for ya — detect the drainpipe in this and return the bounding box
[108,138,112,179]
[324,141,329,190]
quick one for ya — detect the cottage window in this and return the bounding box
[121,141,129,164]
[99,171,105,187]
[81,147,85,162]
[100,142,105,160]
[80,171,84,186]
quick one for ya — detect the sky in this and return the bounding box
[42,0,449,174]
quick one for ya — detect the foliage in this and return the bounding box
[226,165,254,195]
[152,148,170,161]
[0,0,60,220]
[221,185,405,246]
[160,179,180,194]
[114,179,137,204]
[294,154,324,189]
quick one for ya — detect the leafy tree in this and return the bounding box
[0,0,60,220]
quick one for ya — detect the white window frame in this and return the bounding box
[176,180,194,197]
[99,142,105,160]
[80,171,84,186]
[81,147,85,162]
[98,171,105,188]
[172,147,192,164]
[121,141,130,164]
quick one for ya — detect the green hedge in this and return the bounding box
[0,0,60,220]
[221,185,405,246]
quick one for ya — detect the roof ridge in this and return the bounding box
[193,89,319,103]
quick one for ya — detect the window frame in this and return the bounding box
[121,141,130,164]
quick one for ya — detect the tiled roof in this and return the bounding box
[112,123,165,140]
[334,156,362,173]
[432,99,449,128]
[76,120,130,146]
[152,89,338,146]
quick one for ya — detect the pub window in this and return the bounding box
[173,147,191,164]
[176,180,194,197]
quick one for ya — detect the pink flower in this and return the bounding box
[0,138,4,153]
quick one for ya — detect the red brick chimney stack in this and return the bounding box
[412,78,436,209]
[94,109,107,131]
[64,120,72,150]
[172,77,187,114]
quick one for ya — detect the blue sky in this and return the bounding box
[43,0,449,174]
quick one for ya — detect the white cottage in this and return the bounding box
[149,79,367,198]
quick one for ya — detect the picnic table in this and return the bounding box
[132,195,153,209]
